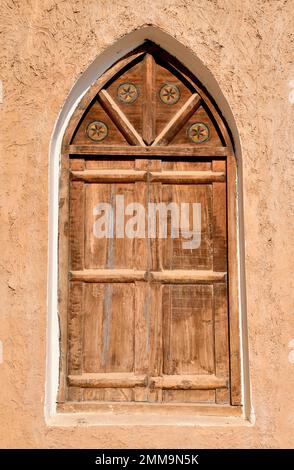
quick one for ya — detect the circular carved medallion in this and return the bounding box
[188,122,210,144]
[159,83,180,105]
[86,121,108,142]
[117,83,139,104]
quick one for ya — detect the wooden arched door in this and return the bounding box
[58,42,241,415]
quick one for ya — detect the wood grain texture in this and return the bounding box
[150,270,226,283]
[98,89,146,146]
[58,402,243,417]
[211,160,230,403]
[68,373,145,388]
[60,44,241,411]
[149,170,225,183]
[66,145,229,156]
[67,282,84,401]
[152,94,201,146]
[142,54,156,145]
[62,50,145,148]
[70,269,146,282]
[69,182,84,270]
[214,283,230,403]
[72,100,128,146]
[227,154,242,405]
[71,169,146,182]
[150,375,228,390]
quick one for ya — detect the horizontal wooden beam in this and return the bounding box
[68,373,227,390]
[150,375,228,390]
[71,169,147,183]
[70,269,226,284]
[150,270,226,284]
[70,269,146,283]
[68,373,146,388]
[57,402,243,417]
[98,89,146,147]
[70,169,225,184]
[150,170,225,183]
[66,145,229,157]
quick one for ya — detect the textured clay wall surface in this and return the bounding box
[0,0,294,448]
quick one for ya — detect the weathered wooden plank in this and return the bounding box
[152,94,201,146]
[70,269,146,283]
[68,373,146,388]
[67,282,84,401]
[214,283,230,403]
[227,154,242,405]
[69,181,84,270]
[70,269,226,283]
[150,170,225,183]
[212,160,230,404]
[71,169,146,183]
[150,374,227,390]
[67,145,229,157]
[68,373,227,390]
[98,89,146,146]
[150,270,226,283]
[142,54,156,145]
[57,402,243,417]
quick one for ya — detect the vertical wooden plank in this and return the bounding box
[142,54,156,145]
[227,154,242,405]
[133,159,149,401]
[212,159,230,403]
[212,160,227,271]
[148,159,163,402]
[83,283,135,402]
[147,283,163,402]
[148,159,162,272]
[58,153,70,402]
[103,283,135,402]
[69,181,85,270]
[134,281,149,402]
[161,184,213,270]
[83,283,105,401]
[67,168,85,401]
[67,282,84,401]
[84,183,112,269]
[162,284,214,403]
[213,283,230,403]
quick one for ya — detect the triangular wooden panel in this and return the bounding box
[71,100,129,146]
[169,105,223,146]
[154,57,194,138]
[105,57,144,138]
[66,43,233,151]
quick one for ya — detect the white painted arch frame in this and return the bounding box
[46,25,251,424]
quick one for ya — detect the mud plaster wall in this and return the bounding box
[0,0,293,448]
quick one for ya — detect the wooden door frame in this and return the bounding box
[57,43,242,415]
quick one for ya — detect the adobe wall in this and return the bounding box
[0,0,293,448]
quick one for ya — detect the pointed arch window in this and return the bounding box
[58,42,242,416]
